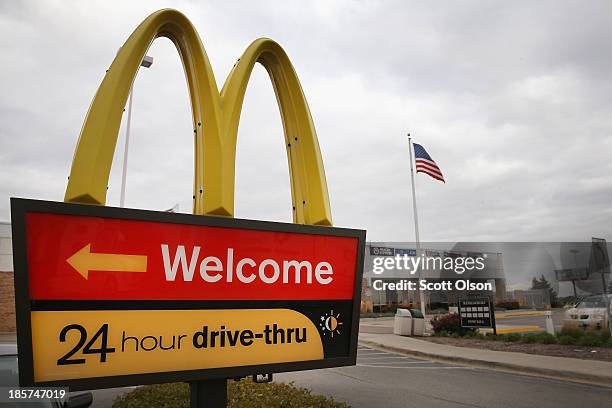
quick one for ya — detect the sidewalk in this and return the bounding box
[359,332,612,388]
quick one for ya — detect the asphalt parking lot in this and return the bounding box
[6,340,610,408]
[275,345,612,408]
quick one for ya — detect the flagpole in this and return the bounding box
[408,133,427,319]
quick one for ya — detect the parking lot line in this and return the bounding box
[356,345,468,370]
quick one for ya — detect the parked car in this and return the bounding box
[563,294,612,330]
[0,343,93,407]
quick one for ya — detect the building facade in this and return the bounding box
[0,222,15,332]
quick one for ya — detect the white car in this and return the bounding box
[563,294,612,330]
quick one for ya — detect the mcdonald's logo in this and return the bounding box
[64,8,332,226]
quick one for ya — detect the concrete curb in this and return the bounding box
[359,338,612,388]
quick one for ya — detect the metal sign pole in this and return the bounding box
[490,297,497,335]
[119,85,134,208]
[605,291,612,337]
[190,379,227,408]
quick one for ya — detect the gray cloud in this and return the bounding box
[1,0,611,246]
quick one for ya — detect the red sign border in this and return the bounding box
[10,198,366,391]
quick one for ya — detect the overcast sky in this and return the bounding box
[1,0,611,243]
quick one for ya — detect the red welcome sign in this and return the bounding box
[25,212,359,301]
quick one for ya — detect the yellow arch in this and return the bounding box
[65,8,332,226]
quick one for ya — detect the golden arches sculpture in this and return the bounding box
[65,8,332,226]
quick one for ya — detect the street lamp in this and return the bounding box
[119,55,154,207]
[569,249,579,297]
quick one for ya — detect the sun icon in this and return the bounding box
[319,310,343,338]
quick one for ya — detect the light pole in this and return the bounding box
[119,55,154,208]
[569,249,579,297]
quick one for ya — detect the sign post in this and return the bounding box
[458,297,496,335]
[191,379,227,408]
[11,198,365,397]
[554,268,589,297]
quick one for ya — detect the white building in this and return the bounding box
[0,222,12,272]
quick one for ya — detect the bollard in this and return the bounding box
[545,311,555,335]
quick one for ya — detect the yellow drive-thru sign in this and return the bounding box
[31,309,323,382]
[12,199,365,390]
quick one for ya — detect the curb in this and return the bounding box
[359,338,612,389]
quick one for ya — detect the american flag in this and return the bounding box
[413,143,445,183]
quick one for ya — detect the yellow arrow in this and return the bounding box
[66,244,148,280]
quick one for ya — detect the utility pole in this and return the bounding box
[119,54,154,207]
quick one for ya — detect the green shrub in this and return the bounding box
[559,328,610,346]
[486,332,558,344]
[558,335,577,345]
[534,332,557,344]
[431,313,475,336]
[480,327,611,347]
[577,334,604,347]
[113,380,350,408]
[505,333,522,342]
[539,332,557,344]
[522,333,538,343]
[559,327,585,339]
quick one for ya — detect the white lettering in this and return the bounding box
[200,256,222,282]
[236,258,256,283]
[161,244,200,281]
[160,245,335,286]
[259,259,280,284]
[226,248,234,282]
[315,262,333,285]
[283,260,312,284]
[372,257,384,274]
[408,257,420,274]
